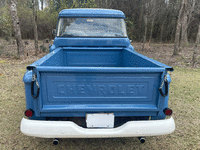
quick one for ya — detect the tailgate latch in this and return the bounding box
[31,74,40,99]
[159,75,168,97]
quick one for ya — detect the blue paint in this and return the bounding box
[59,9,125,18]
[23,9,173,121]
[50,38,131,52]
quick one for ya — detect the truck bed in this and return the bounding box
[25,47,172,118]
[35,47,162,68]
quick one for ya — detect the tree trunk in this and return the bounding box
[173,0,185,56]
[142,1,149,50]
[96,0,98,7]
[33,0,39,56]
[192,24,200,66]
[195,24,200,44]
[149,0,155,44]
[160,16,167,43]
[138,0,144,41]
[9,31,12,44]
[100,0,102,8]
[192,44,198,67]
[149,16,154,44]
[171,24,176,43]
[187,0,196,42]
[105,0,108,8]
[142,15,148,50]
[109,0,112,8]
[10,0,24,58]
[180,8,189,47]
[170,16,177,43]
[41,0,44,10]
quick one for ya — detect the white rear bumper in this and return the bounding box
[20,117,175,138]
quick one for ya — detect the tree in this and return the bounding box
[32,0,39,55]
[41,0,44,10]
[142,1,149,50]
[138,0,144,41]
[0,3,12,38]
[180,0,196,47]
[159,0,167,42]
[173,0,185,55]
[72,0,96,8]
[40,0,49,10]
[10,0,24,58]
[179,0,188,47]
[149,0,157,44]
[3,0,200,47]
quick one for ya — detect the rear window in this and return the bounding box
[57,18,127,38]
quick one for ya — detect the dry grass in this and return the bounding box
[0,40,200,149]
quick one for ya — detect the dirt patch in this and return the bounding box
[0,38,52,63]
[133,43,200,68]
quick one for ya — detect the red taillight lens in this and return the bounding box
[163,108,172,116]
[25,109,34,117]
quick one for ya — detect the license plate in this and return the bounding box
[86,113,114,128]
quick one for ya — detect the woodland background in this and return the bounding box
[0,1,200,149]
[0,0,200,65]
[0,0,199,42]
[0,0,200,59]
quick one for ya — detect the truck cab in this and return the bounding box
[21,9,175,144]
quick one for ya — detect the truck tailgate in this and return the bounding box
[35,67,164,117]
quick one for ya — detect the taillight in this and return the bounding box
[25,109,34,117]
[163,108,173,116]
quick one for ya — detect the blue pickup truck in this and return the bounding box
[20,9,175,144]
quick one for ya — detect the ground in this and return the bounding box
[134,42,200,68]
[0,39,199,149]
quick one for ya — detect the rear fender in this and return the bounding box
[152,73,171,120]
[23,70,41,118]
